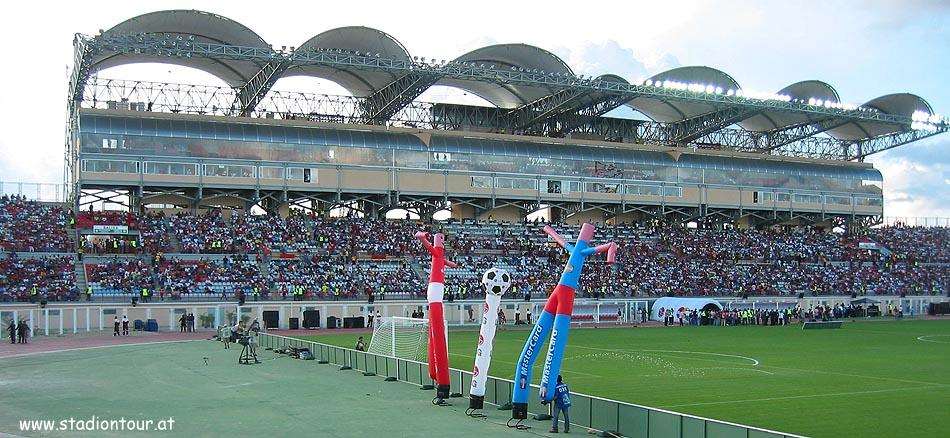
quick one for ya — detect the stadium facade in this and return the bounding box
[67,10,949,228]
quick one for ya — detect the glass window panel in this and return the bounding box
[143,162,197,176]
[825,195,851,206]
[471,176,492,188]
[83,159,138,173]
[287,167,315,183]
[793,194,822,204]
[204,164,255,178]
[586,181,620,193]
[260,166,284,179]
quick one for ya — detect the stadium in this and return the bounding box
[1,6,949,438]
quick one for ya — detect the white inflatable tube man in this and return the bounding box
[469,267,511,411]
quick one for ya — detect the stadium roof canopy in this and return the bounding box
[89,10,270,87]
[288,27,412,97]
[71,9,949,162]
[439,44,575,108]
[629,66,741,122]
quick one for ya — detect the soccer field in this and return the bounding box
[301,318,950,438]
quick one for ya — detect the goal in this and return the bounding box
[367,316,429,361]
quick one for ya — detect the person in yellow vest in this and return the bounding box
[333,286,340,301]
[86,286,93,301]
[30,285,38,303]
[253,287,260,301]
[141,287,149,303]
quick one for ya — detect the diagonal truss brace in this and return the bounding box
[666,106,759,144]
[359,72,441,123]
[234,59,291,116]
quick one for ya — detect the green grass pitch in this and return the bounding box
[301,319,950,437]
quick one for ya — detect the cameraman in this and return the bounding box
[230,321,244,344]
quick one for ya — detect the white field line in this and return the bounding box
[660,384,948,408]
[447,352,603,378]
[572,345,761,366]
[700,367,775,375]
[916,334,950,344]
[757,363,947,387]
[0,339,203,360]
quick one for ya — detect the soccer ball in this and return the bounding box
[481,268,512,296]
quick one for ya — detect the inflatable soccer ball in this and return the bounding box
[481,268,512,296]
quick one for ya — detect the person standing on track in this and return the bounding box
[113,316,120,336]
[549,375,571,433]
[7,319,15,344]
[122,315,130,336]
[16,320,29,344]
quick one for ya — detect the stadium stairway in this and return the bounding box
[74,257,88,293]
[67,228,79,251]
[167,227,183,253]
[407,257,427,281]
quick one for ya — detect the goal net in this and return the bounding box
[367,316,429,361]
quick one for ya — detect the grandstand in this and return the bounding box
[35,9,945,306]
[67,10,949,230]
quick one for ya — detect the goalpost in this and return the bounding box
[367,316,429,362]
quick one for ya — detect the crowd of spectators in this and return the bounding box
[75,211,138,230]
[268,255,423,300]
[154,255,265,299]
[0,196,71,252]
[85,257,152,294]
[0,203,947,302]
[0,254,77,301]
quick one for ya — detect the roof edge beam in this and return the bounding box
[849,127,947,161]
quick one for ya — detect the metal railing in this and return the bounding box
[880,216,950,227]
[258,332,804,438]
[0,181,68,203]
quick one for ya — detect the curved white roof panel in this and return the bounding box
[286,26,412,97]
[437,44,574,108]
[628,66,741,122]
[90,10,271,87]
[739,80,841,132]
[828,93,932,140]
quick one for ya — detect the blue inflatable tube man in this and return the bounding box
[511,223,617,420]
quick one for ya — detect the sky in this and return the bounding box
[0,0,946,220]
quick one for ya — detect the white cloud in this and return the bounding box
[872,155,950,219]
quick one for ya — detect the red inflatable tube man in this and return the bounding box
[415,231,457,402]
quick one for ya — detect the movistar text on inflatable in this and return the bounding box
[19,416,176,432]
